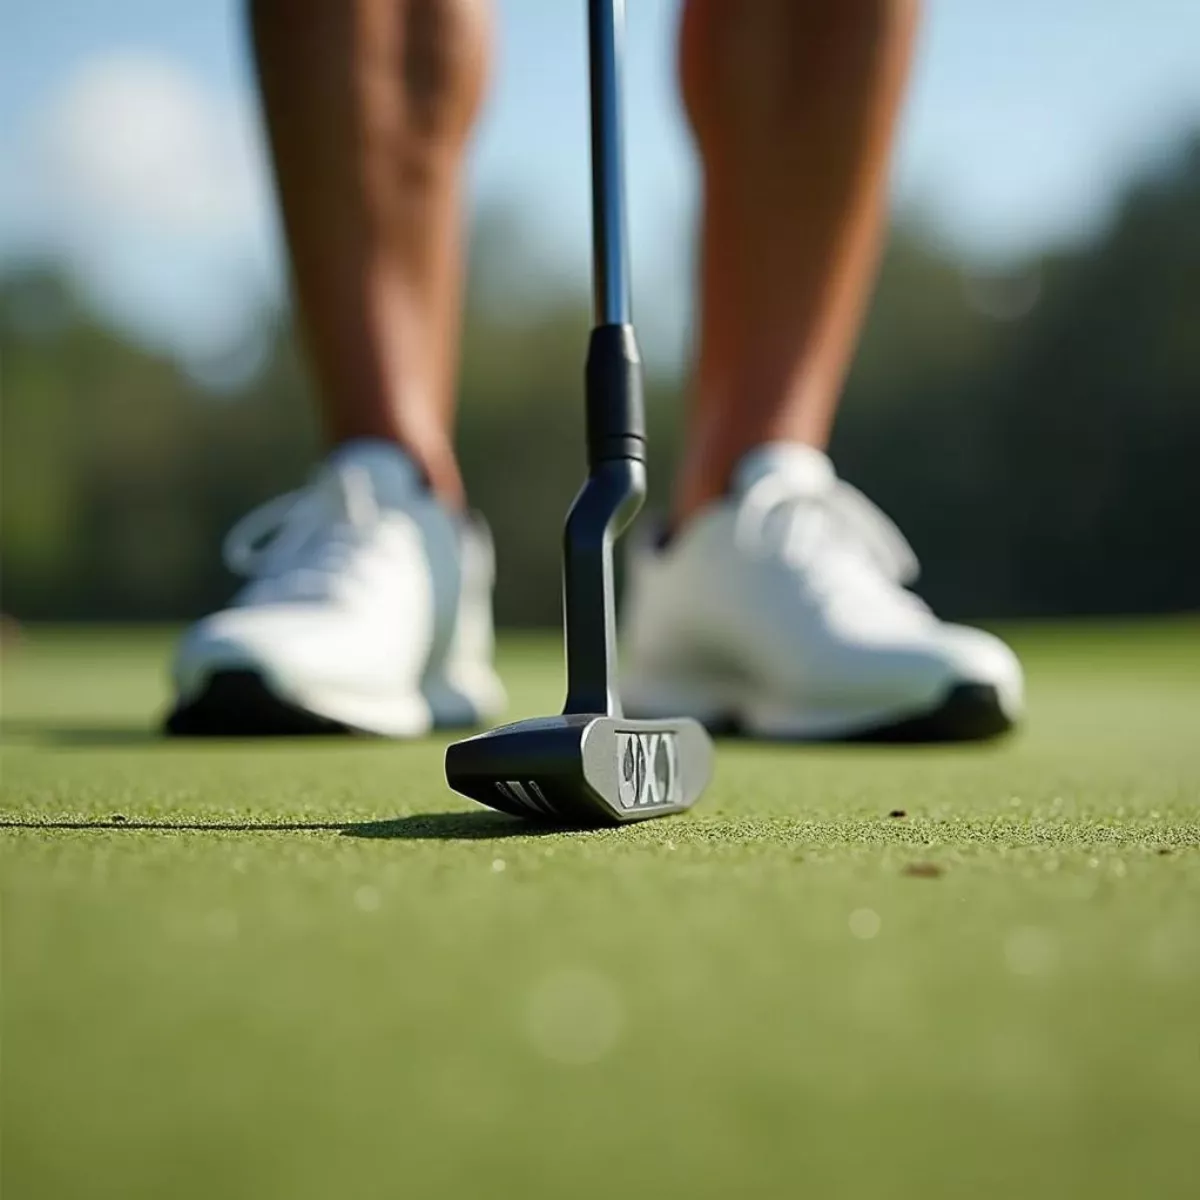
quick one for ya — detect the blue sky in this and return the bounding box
[2,0,1199,369]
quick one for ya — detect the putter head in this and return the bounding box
[445,714,713,826]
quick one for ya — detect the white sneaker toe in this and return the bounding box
[936,623,1025,721]
[166,441,504,738]
[171,606,433,737]
[740,624,1023,740]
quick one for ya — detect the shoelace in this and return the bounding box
[222,464,383,601]
[734,471,921,589]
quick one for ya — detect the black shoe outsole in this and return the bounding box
[702,682,1015,744]
[168,672,1013,745]
[165,670,357,738]
[841,682,1015,743]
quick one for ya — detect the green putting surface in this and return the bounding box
[2,623,1198,1199]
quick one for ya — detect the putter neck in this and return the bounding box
[562,326,646,717]
[561,458,645,718]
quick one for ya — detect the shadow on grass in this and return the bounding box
[341,812,565,840]
[0,811,563,840]
[0,721,448,750]
[1,720,164,747]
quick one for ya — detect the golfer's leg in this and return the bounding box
[249,0,491,507]
[168,0,503,738]
[674,0,918,522]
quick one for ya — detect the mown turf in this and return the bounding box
[2,623,1198,1200]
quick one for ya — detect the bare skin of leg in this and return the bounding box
[249,0,491,508]
[673,0,920,525]
[250,0,912,518]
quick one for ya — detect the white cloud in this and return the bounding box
[43,54,264,237]
[18,51,281,374]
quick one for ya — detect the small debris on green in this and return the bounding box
[902,862,943,878]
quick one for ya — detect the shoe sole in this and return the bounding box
[833,682,1015,743]
[169,674,1011,743]
[165,670,358,737]
[629,680,1016,744]
[166,668,500,739]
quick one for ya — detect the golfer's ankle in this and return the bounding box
[327,427,465,510]
[410,438,466,510]
[670,423,832,532]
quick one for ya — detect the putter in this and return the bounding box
[444,0,714,825]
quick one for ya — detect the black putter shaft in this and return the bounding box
[589,0,631,329]
[442,0,713,825]
[563,0,646,718]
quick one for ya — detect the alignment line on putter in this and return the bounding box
[444,0,714,826]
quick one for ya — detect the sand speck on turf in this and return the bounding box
[849,908,882,940]
[522,969,624,1065]
[902,862,943,878]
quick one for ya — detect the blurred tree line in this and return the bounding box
[2,135,1198,626]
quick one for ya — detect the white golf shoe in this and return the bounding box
[167,441,505,737]
[621,443,1023,741]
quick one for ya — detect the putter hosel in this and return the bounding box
[564,323,647,716]
[562,455,645,716]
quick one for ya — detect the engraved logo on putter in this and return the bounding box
[617,730,678,810]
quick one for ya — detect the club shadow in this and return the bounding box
[0,811,569,840]
[341,811,572,841]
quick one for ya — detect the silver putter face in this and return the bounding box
[445,715,713,826]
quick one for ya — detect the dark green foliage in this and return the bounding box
[3,138,1198,623]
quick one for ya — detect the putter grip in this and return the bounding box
[586,323,646,465]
